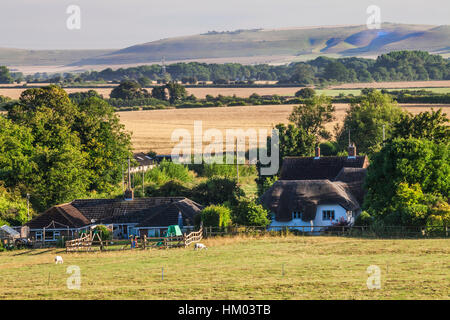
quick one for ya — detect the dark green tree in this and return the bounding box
[0,66,13,84]
[391,109,449,144]
[110,80,150,100]
[231,198,270,226]
[295,88,316,99]
[336,90,405,155]
[363,138,449,225]
[288,95,335,139]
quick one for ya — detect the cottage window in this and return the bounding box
[35,232,42,241]
[322,210,335,221]
[292,212,302,219]
[53,231,60,240]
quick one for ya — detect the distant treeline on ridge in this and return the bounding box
[3,50,450,86]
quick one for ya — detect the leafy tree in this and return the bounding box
[0,184,33,226]
[137,76,152,87]
[192,177,244,206]
[151,86,168,101]
[73,97,132,192]
[231,198,270,226]
[295,88,316,99]
[363,138,449,225]
[0,117,35,187]
[319,141,339,156]
[110,80,150,100]
[336,91,405,155]
[289,63,316,84]
[165,82,188,104]
[289,95,335,139]
[200,205,232,228]
[0,66,13,84]
[391,109,449,144]
[68,90,103,104]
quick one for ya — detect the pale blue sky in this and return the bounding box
[0,0,449,49]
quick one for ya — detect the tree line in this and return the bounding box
[3,51,449,86]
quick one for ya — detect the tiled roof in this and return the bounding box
[26,197,203,229]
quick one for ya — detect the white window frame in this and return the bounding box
[322,210,335,221]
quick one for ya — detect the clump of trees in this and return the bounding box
[0,85,132,213]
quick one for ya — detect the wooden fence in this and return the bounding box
[65,234,94,252]
[65,228,204,252]
[184,228,203,247]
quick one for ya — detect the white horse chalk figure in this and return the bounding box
[194,243,207,250]
[55,256,64,264]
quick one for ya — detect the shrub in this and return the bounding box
[200,205,232,228]
[191,177,245,206]
[231,198,270,226]
[355,211,373,226]
[94,225,112,240]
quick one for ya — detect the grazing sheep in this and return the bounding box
[194,243,207,250]
[55,256,64,264]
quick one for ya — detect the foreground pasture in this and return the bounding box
[0,236,448,300]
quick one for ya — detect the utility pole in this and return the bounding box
[26,193,30,221]
[235,137,239,184]
[128,157,131,189]
[142,169,145,197]
[122,163,125,192]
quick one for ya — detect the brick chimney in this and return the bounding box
[348,143,357,159]
[314,146,321,159]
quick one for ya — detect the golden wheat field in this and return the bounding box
[1,80,450,100]
[118,103,450,153]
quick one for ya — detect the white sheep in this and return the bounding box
[55,256,64,264]
[194,243,207,250]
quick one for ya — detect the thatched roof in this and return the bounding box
[280,156,369,180]
[260,180,360,222]
[26,197,203,229]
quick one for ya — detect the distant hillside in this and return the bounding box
[74,23,450,66]
[0,48,113,66]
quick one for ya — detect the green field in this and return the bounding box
[0,236,448,300]
[316,87,450,97]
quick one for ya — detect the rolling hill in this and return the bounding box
[0,48,113,67]
[73,23,450,66]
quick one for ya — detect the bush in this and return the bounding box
[94,225,112,240]
[201,205,232,228]
[295,88,316,99]
[191,177,245,206]
[355,211,373,226]
[231,198,270,226]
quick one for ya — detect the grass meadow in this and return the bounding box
[0,236,448,300]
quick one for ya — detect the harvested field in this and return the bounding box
[118,103,450,153]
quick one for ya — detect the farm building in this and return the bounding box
[25,196,203,243]
[261,144,368,232]
[130,152,157,173]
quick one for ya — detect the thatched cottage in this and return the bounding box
[261,144,369,232]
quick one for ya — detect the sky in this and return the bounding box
[0,0,449,50]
